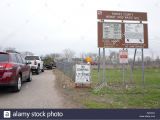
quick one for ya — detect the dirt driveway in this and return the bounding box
[0,70,79,108]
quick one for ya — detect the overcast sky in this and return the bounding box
[0,0,160,57]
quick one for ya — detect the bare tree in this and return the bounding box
[63,49,75,62]
[50,53,61,61]
[109,51,119,64]
[155,56,160,62]
[144,56,152,66]
[155,56,160,68]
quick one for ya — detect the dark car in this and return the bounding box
[44,64,52,69]
[44,61,56,70]
[0,51,32,92]
[91,61,98,65]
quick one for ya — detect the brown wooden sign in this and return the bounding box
[98,22,148,48]
[97,10,147,21]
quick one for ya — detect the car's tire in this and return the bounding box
[41,66,44,72]
[13,75,22,92]
[36,67,40,75]
[26,71,32,82]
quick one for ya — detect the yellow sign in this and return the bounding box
[85,57,92,63]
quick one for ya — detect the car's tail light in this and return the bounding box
[34,60,37,65]
[5,63,14,70]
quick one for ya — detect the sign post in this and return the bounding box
[142,47,145,88]
[119,49,128,85]
[98,48,101,84]
[102,48,106,83]
[97,10,148,90]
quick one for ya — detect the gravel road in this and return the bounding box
[0,70,78,108]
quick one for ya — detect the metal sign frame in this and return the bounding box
[96,10,148,90]
[98,22,148,48]
[97,10,147,21]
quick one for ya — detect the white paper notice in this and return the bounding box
[75,64,91,84]
[103,23,122,40]
[125,23,144,43]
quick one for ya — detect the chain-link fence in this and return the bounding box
[54,55,160,108]
[56,60,93,88]
[55,55,160,91]
[56,61,75,81]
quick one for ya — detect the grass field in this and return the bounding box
[84,67,160,108]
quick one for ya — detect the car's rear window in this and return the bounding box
[0,53,9,62]
[25,56,39,60]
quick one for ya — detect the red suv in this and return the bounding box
[0,51,32,92]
